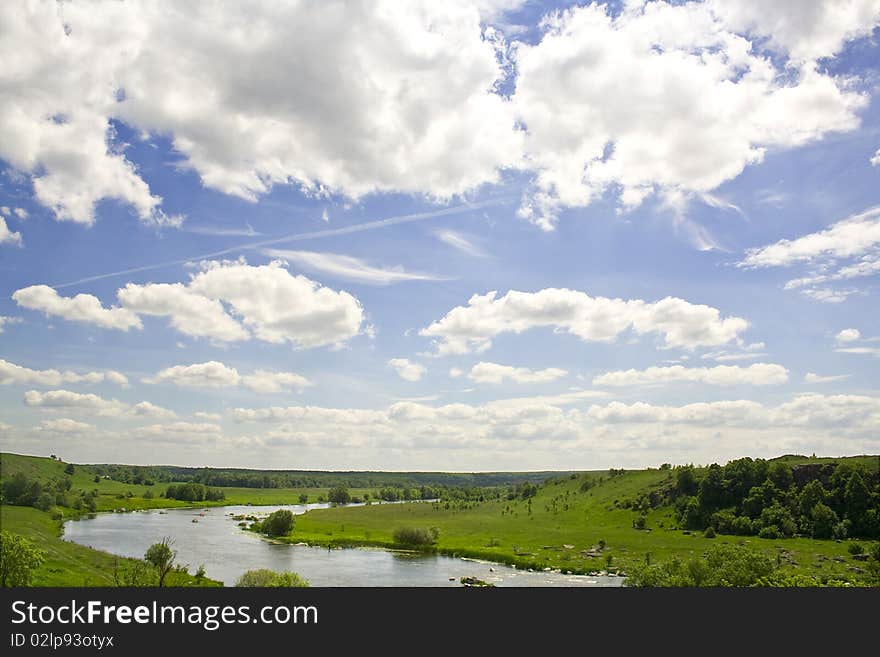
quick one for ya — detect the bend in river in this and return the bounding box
[63,504,624,587]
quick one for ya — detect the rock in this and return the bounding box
[853,554,869,561]
[562,544,574,549]
[460,576,494,587]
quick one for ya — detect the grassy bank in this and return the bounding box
[289,462,877,582]
[0,505,219,586]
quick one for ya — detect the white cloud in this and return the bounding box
[16,260,364,347]
[420,288,749,354]
[836,346,880,357]
[144,361,311,393]
[740,206,880,268]
[804,372,850,384]
[388,358,426,382]
[38,418,94,434]
[837,328,861,342]
[593,363,789,387]
[449,367,464,378]
[0,207,7,216]
[241,370,312,394]
[468,361,567,384]
[0,358,128,387]
[131,422,222,443]
[512,1,869,228]
[264,249,445,285]
[872,148,880,167]
[0,2,522,224]
[0,217,22,246]
[13,208,28,220]
[194,412,222,422]
[0,316,22,334]
[117,282,248,342]
[23,389,176,419]
[145,361,240,388]
[709,0,880,63]
[434,230,489,257]
[12,285,142,331]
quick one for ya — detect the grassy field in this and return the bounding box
[290,461,877,582]
[0,505,219,586]
[0,452,372,511]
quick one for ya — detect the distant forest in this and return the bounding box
[85,463,571,490]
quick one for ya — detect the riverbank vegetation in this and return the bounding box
[2,451,878,586]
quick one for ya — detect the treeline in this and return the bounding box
[1,472,98,512]
[671,458,880,539]
[87,464,564,490]
[163,483,225,502]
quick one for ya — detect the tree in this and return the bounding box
[675,466,698,496]
[298,493,308,504]
[144,539,176,587]
[810,503,838,539]
[236,569,309,587]
[767,462,793,491]
[260,509,295,537]
[327,486,351,504]
[0,531,45,587]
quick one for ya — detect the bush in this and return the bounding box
[260,509,295,537]
[847,542,864,555]
[704,526,716,538]
[393,527,439,546]
[235,569,309,587]
[0,531,46,586]
[758,525,781,539]
[632,515,647,530]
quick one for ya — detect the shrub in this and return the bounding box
[758,525,781,539]
[0,531,46,586]
[704,526,716,538]
[236,569,309,587]
[260,509,295,537]
[393,527,439,546]
[632,515,647,530]
[847,542,864,555]
[327,487,351,504]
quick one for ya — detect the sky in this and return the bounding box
[1,0,879,471]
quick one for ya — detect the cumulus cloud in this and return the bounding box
[420,288,749,354]
[872,148,880,167]
[512,1,870,228]
[593,363,789,387]
[468,361,567,384]
[241,370,312,394]
[709,0,880,63]
[23,389,175,419]
[837,328,861,342]
[12,285,142,331]
[225,392,880,457]
[5,2,874,235]
[0,358,128,387]
[15,260,364,347]
[145,361,311,393]
[388,358,427,382]
[194,411,222,422]
[38,418,94,434]
[13,208,28,220]
[264,249,445,285]
[0,2,521,224]
[0,217,22,246]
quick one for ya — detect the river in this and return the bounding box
[62,504,624,587]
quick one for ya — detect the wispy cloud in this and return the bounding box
[434,229,489,257]
[265,249,449,285]
[52,198,509,289]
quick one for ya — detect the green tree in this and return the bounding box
[810,503,838,539]
[767,462,793,490]
[327,486,351,504]
[675,466,698,496]
[260,509,295,537]
[0,531,46,587]
[144,539,176,587]
[298,493,308,504]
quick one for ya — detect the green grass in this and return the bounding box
[290,464,875,582]
[0,505,219,586]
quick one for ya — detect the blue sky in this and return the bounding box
[1,1,879,470]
